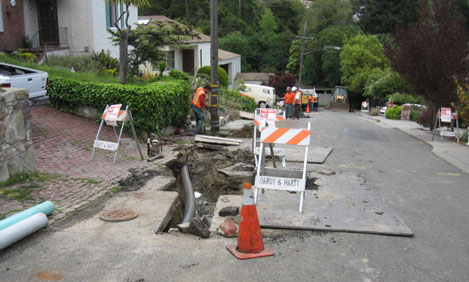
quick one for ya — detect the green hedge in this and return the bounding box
[48,77,192,134]
[196,66,229,88]
[221,88,257,112]
[385,105,402,120]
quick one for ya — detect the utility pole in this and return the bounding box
[298,21,307,87]
[210,0,219,133]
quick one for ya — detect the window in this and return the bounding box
[0,2,4,32]
[106,1,123,29]
[165,51,175,70]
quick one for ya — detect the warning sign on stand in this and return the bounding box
[104,104,122,127]
[259,109,277,130]
[441,108,452,123]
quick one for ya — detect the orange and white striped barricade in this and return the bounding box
[254,122,311,212]
[91,104,144,164]
[253,108,287,168]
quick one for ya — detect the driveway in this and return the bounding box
[0,105,174,222]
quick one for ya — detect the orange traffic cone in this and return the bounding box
[226,183,275,260]
[306,103,310,113]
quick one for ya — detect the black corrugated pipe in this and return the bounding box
[181,165,196,224]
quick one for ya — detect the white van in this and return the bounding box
[240,84,276,108]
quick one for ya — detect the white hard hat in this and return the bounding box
[292,87,298,91]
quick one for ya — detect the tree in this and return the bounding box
[363,68,408,106]
[351,0,419,35]
[126,21,196,77]
[385,0,469,112]
[107,0,149,84]
[305,0,353,33]
[340,34,390,95]
[269,0,305,34]
[219,31,252,71]
[263,72,297,98]
[287,25,362,86]
[254,8,294,72]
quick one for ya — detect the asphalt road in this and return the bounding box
[1,110,468,282]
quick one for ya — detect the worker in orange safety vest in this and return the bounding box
[191,85,212,134]
[292,86,302,119]
[284,86,295,119]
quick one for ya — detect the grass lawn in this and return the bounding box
[1,53,121,84]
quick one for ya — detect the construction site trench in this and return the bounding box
[164,126,318,233]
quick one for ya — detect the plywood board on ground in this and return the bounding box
[212,172,413,236]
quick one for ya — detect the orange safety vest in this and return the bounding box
[293,91,302,105]
[192,87,206,109]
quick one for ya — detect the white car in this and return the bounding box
[379,107,387,115]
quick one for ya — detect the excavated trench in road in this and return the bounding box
[164,134,319,231]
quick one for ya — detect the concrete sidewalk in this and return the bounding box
[359,112,469,174]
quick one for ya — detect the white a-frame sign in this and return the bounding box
[91,104,144,163]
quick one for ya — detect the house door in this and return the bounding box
[182,49,195,75]
[38,0,59,46]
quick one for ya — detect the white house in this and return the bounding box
[18,0,137,58]
[138,15,241,88]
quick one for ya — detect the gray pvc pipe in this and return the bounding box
[181,165,196,224]
[0,213,48,250]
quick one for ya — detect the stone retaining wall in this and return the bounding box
[0,88,36,182]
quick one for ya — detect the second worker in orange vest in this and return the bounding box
[191,85,211,134]
[284,86,295,119]
[292,87,302,119]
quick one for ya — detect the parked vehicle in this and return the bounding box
[0,62,48,99]
[240,84,276,108]
[301,88,319,111]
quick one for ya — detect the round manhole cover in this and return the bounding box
[99,210,138,222]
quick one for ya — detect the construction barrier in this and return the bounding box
[226,183,274,260]
[91,104,144,163]
[432,108,460,143]
[253,108,286,168]
[254,122,311,212]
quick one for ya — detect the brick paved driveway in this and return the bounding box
[0,105,175,222]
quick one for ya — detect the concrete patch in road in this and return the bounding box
[212,172,413,236]
[283,146,333,164]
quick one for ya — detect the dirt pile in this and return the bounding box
[167,144,255,218]
[229,125,254,138]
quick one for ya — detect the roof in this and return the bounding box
[138,15,211,43]
[235,73,274,81]
[218,49,241,60]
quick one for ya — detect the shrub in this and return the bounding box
[417,104,436,129]
[14,50,36,62]
[387,93,420,105]
[461,130,468,143]
[47,77,192,134]
[158,61,167,75]
[410,110,420,121]
[369,108,379,116]
[221,88,257,112]
[385,105,402,120]
[196,66,229,88]
[364,69,408,106]
[169,70,191,81]
[90,50,119,74]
